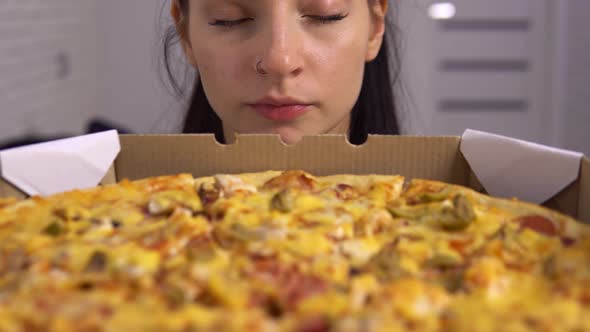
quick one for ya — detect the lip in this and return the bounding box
[248,96,312,121]
[251,104,311,121]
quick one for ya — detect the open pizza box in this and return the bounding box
[0,129,588,224]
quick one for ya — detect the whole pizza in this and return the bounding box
[0,170,589,332]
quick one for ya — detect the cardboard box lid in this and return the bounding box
[1,134,588,223]
[114,134,470,185]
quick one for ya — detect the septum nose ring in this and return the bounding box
[256,59,268,75]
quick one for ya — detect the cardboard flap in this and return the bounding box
[116,134,470,185]
[0,131,120,196]
[461,129,584,204]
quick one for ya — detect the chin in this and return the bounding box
[237,125,307,145]
[273,127,305,145]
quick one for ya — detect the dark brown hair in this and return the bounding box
[162,0,401,144]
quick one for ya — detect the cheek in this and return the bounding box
[312,27,368,101]
[189,38,246,113]
[193,46,230,83]
[188,28,244,92]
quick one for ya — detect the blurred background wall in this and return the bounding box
[0,0,588,156]
[0,0,97,140]
[397,0,589,157]
[95,0,182,135]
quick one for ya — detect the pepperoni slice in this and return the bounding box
[296,316,331,332]
[517,215,558,237]
[251,258,327,309]
[281,274,327,309]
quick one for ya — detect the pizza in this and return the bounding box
[0,170,589,332]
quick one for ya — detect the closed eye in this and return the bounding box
[305,13,349,24]
[209,18,253,28]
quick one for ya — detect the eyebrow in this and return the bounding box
[300,0,352,11]
[199,0,245,12]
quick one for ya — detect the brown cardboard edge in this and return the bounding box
[545,180,580,222]
[100,165,118,185]
[579,157,590,223]
[0,178,27,200]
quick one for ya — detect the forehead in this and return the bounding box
[195,0,356,9]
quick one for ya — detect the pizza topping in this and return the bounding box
[432,195,475,231]
[54,205,90,222]
[561,237,576,247]
[340,238,382,266]
[214,174,258,195]
[185,235,217,262]
[148,190,203,216]
[2,249,30,273]
[84,251,108,273]
[517,215,558,237]
[427,251,463,269]
[334,184,359,200]
[212,223,267,250]
[263,171,317,191]
[90,216,118,231]
[265,297,284,318]
[364,244,406,281]
[387,194,475,231]
[543,256,558,279]
[281,274,328,309]
[297,207,354,228]
[437,268,465,293]
[415,187,453,204]
[162,284,188,307]
[295,316,331,332]
[42,221,65,237]
[0,197,18,209]
[354,209,395,237]
[451,195,476,225]
[198,181,222,205]
[270,188,296,213]
[228,223,266,242]
[248,258,329,310]
[386,201,422,220]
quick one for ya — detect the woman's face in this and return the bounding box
[175,0,387,144]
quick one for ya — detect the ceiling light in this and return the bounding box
[429,2,457,20]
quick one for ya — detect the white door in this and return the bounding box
[398,0,554,145]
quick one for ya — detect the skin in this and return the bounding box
[172,0,388,144]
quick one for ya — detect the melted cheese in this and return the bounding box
[1,172,589,332]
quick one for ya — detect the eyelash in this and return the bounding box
[305,13,349,24]
[209,13,349,28]
[209,18,253,28]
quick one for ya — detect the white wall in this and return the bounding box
[398,0,554,144]
[563,0,590,157]
[95,0,183,134]
[0,0,588,156]
[0,0,97,141]
[398,0,589,156]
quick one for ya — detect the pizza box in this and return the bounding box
[0,130,588,223]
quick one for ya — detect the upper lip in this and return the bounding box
[250,96,311,106]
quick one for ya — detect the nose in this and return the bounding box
[257,18,303,78]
